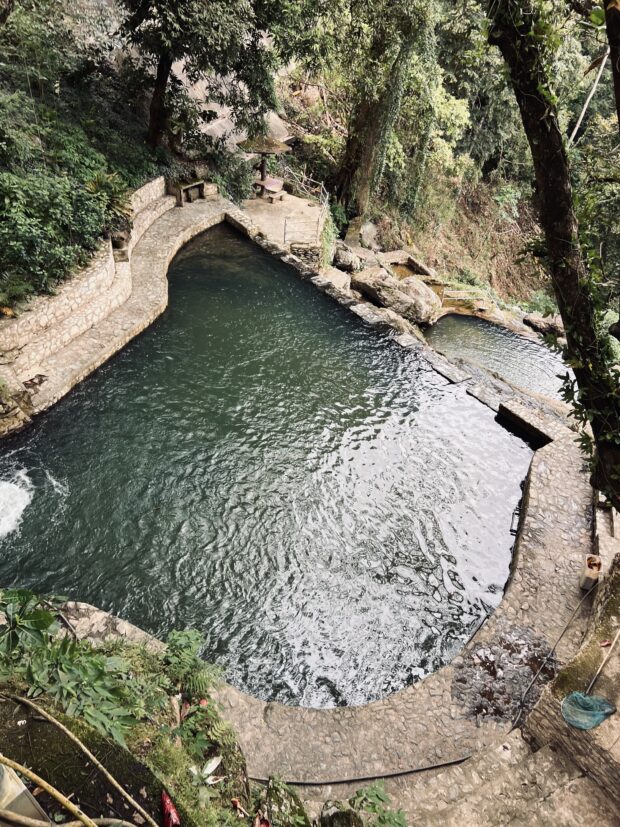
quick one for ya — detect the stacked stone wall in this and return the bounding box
[0,178,174,382]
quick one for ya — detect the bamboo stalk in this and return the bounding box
[569,47,610,146]
[0,810,138,827]
[0,755,96,827]
[1,696,157,827]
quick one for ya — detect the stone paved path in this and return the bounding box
[243,191,325,247]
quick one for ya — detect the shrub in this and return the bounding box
[523,289,558,317]
[0,171,106,296]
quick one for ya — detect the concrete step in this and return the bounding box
[400,730,530,823]
[129,194,177,254]
[420,746,594,826]
[512,775,620,826]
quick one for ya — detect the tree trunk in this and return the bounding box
[355,37,416,216]
[0,0,14,26]
[604,0,620,133]
[330,37,418,217]
[329,97,373,210]
[489,0,620,507]
[148,52,173,149]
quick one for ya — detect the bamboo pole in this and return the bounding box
[0,810,137,827]
[569,47,611,146]
[1,696,157,827]
[0,755,96,827]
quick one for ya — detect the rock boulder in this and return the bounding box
[351,266,441,325]
[320,801,364,827]
[523,313,564,337]
[333,243,363,273]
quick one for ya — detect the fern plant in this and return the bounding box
[84,171,132,233]
[163,629,220,699]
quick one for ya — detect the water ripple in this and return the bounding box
[0,225,533,707]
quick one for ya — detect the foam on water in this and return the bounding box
[0,470,33,538]
[45,470,68,497]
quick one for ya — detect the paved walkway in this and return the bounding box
[243,191,325,247]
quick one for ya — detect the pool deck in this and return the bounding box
[1,183,615,822]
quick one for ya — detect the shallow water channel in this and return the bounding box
[0,225,533,707]
[425,313,567,399]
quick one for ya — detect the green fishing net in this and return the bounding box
[561,691,616,730]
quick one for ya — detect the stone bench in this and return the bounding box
[176,180,206,207]
[253,175,285,203]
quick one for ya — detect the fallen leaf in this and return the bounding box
[202,756,222,776]
[106,795,114,805]
[600,639,612,647]
[584,51,609,76]
[139,787,147,799]
[0,306,16,317]
[132,815,145,825]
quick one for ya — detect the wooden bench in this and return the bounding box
[176,180,205,207]
[253,175,285,203]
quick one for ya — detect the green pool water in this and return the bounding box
[0,224,533,707]
[425,313,568,399]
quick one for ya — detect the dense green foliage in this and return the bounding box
[0,588,219,744]
[0,0,267,307]
[0,1,167,304]
[120,0,277,147]
[0,588,252,825]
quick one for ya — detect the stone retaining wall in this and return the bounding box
[0,244,115,363]
[129,176,166,214]
[0,177,173,381]
[525,512,620,809]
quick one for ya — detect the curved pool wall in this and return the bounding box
[0,225,533,707]
[425,314,568,399]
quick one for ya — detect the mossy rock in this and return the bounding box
[254,777,311,827]
[320,800,364,827]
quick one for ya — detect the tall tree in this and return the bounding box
[488,0,620,506]
[329,0,437,217]
[120,0,278,148]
